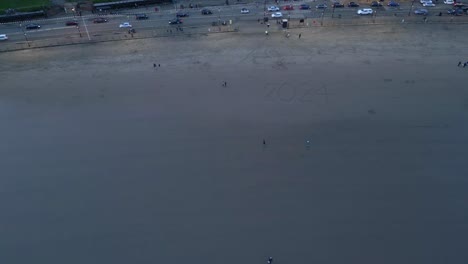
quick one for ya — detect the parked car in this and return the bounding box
[201,9,213,15]
[414,8,429,14]
[299,4,311,9]
[370,1,383,6]
[119,22,132,28]
[453,2,465,7]
[348,2,360,7]
[423,1,436,6]
[25,23,41,30]
[332,2,345,7]
[93,17,108,23]
[271,12,283,17]
[0,34,8,41]
[387,1,400,6]
[316,3,328,9]
[65,21,78,26]
[443,0,454,4]
[169,18,183,24]
[241,8,250,13]
[135,14,148,20]
[357,8,374,14]
[268,6,280,11]
[283,5,294,10]
[176,11,189,17]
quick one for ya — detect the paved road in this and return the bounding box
[0,0,465,43]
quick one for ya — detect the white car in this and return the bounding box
[0,34,8,41]
[422,1,435,6]
[267,6,280,11]
[119,22,132,28]
[443,0,454,4]
[357,8,373,15]
[271,12,283,18]
[241,8,250,14]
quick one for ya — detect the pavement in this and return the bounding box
[0,0,467,51]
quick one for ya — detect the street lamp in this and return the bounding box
[408,0,415,16]
[19,24,30,47]
[76,25,82,37]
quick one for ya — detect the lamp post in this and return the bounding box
[408,0,415,16]
[19,24,30,47]
[76,25,82,37]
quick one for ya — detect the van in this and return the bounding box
[0,34,8,41]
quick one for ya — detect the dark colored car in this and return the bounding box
[136,14,148,20]
[332,2,345,7]
[211,20,228,26]
[201,9,212,15]
[176,11,189,17]
[414,8,428,15]
[387,1,400,6]
[316,3,328,9]
[283,4,294,10]
[93,17,108,23]
[348,2,360,7]
[453,2,465,7]
[447,8,463,15]
[370,1,383,6]
[169,18,183,24]
[65,21,78,26]
[25,23,41,30]
[299,4,311,9]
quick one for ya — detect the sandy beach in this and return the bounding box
[1,24,468,264]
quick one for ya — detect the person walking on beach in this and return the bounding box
[263,139,266,145]
[464,62,467,68]
[153,63,156,68]
[458,61,462,67]
[298,33,302,39]
[267,257,273,264]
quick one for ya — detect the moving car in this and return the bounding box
[0,34,8,41]
[135,14,148,20]
[268,6,280,11]
[414,8,429,14]
[387,1,400,6]
[299,4,311,9]
[176,11,189,17]
[283,5,294,10]
[169,18,183,24]
[443,0,454,4]
[316,3,328,9]
[357,8,374,14]
[423,1,436,6]
[370,1,383,6]
[65,21,78,26]
[348,2,360,7]
[93,17,108,23]
[201,9,213,15]
[271,12,283,17]
[119,22,132,28]
[25,23,41,30]
[447,8,463,14]
[332,2,345,7]
[241,8,250,13]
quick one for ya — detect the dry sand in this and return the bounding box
[1,24,468,264]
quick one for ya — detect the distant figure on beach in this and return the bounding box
[464,63,467,68]
[263,139,266,145]
[299,33,302,39]
[458,61,462,67]
[153,63,156,68]
[267,257,273,264]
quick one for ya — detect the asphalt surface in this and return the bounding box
[0,0,466,43]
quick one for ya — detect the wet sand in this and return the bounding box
[1,24,468,264]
